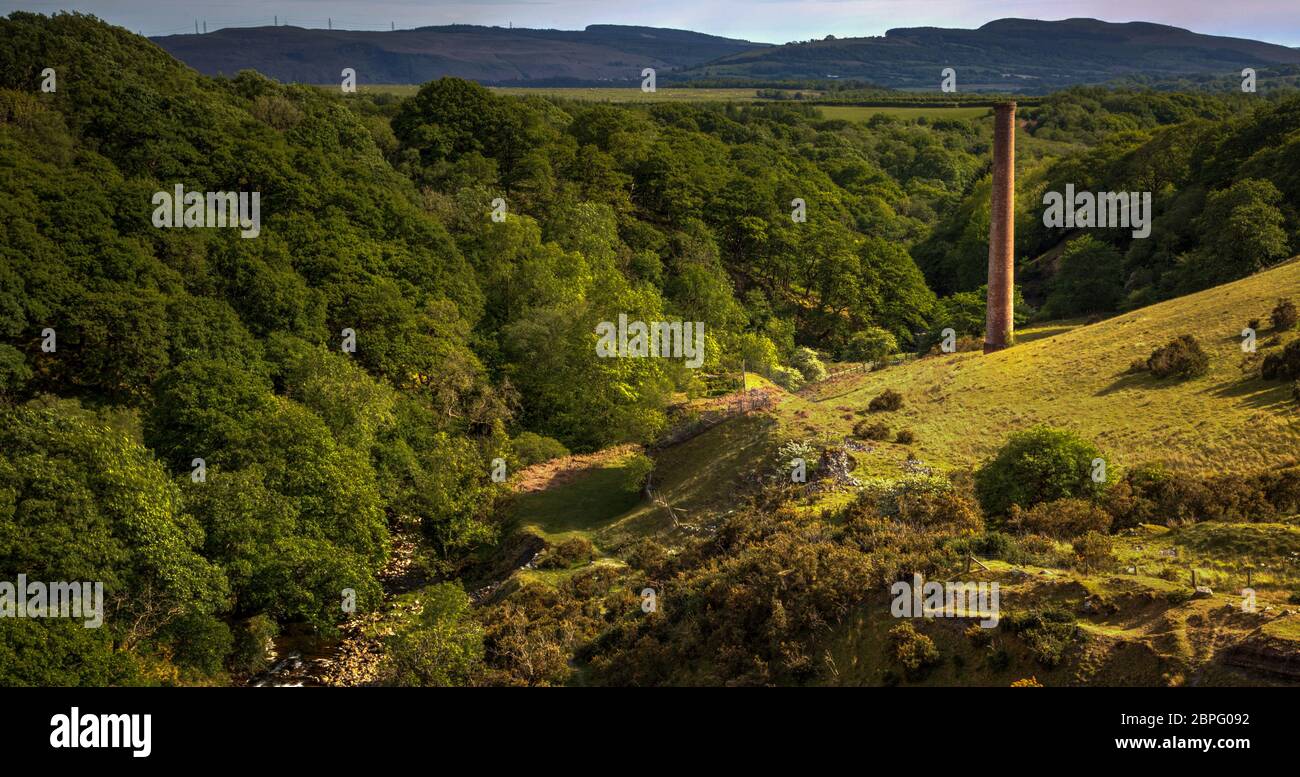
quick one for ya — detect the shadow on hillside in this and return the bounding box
[1017,323,1080,344]
[1097,370,1164,396]
[1206,377,1293,410]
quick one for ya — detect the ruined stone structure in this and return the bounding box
[984,101,1016,353]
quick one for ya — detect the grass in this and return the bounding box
[352,85,772,101]
[817,105,990,121]
[509,453,643,544]
[776,258,1300,480]
[504,409,778,557]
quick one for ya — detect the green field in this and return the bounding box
[817,105,992,121]
[783,257,1300,479]
[353,85,773,101]
[354,85,997,120]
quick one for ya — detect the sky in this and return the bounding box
[3,0,1299,47]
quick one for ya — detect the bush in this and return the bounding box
[1146,334,1209,379]
[512,431,569,467]
[895,490,984,533]
[536,537,594,569]
[1261,339,1300,381]
[0,344,32,400]
[1011,676,1043,687]
[229,614,279,675]
[791,347,828,383]
[965,623,993,647]
[769,365,805,391]
[620,451,655,494]
[895,429,915,444]
[1001,607,1078,668]
[869,388,903,412]
[986,646,1012,671]
[853,420,891,440]
[969,531,1018,560]
[379,583,483,687]
[1008,498,1112,539]
[842,327,898,363]
[1271,298,1298,332]
[888,622,940,680]
[1072,531,1115,573]
[975,426,1107,516]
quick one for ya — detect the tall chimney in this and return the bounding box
[984,101,1016,353]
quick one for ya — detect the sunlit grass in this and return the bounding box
[776,258,1300,480]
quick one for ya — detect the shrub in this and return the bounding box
[1261,339,1300,381]
[986,646,1012,671]
[1011,676,1043,687]
[1271,298,1298,331]
[888,622,940,680]
[970,531,1018,560]
[1008,498,1112,539]
[769,365,805,391]
[791,347,828,383]
[229,614,279,675]
[975,426,1107,516]
[864,473,952,516]
[895,429,915,444]
[0,344,31,400]
[842,327,898,363]
[536,537,594,569]
[853,420,891,440]
[1146,334,1209,379]
[379,583,483,687]
[965,623,993,647]
[512,431,569,467]
[620,451,655,494]
[895,490,984,533]
[1001,607,1078,668]
[1072,531,1115,574]
[869,388,903,412]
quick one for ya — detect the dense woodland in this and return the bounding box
[2,13,1299,685]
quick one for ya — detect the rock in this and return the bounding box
[1192,586,1214,599]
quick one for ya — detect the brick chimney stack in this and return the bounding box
[984,101,1016,353]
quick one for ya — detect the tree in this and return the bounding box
[1191,179,1290,284]
[1044,235,1125,317]
[1072,531,1115,574]
[0,405,228,683]
[975,426,1107,516]
[379,583,484,686]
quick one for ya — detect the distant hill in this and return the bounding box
[676,18,1300,91]
[151,24,768,85]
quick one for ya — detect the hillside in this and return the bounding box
[786,258,1300,479]
[678,18,1300,91]
[490,263,1300,686]
[151,23,768,85]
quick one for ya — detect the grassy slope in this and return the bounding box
[494,263,1300,684]
[784,258,1300,480]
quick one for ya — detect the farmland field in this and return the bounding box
[816,104,993,121]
